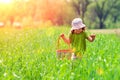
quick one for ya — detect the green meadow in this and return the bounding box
[0,27,120,80]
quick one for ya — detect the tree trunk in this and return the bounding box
[113,16,117,23]
[99,20,104,29]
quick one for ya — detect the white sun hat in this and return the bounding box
[71,18,86,31]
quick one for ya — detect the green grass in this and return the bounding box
[0,27,120,80]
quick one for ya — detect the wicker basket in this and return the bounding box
[56,36,73,60]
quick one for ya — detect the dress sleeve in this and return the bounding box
[85,31,89,38]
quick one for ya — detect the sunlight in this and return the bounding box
[0,0,12,4]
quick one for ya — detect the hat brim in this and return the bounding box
[71,23,85,31]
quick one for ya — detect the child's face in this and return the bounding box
[74,28,83,34]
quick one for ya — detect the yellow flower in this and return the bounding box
[97,68,104,75]
[72,48,76,52]
[77,53,82,59]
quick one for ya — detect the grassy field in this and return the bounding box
[0,27,120,80]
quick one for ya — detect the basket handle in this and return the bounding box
[56,35,70,50]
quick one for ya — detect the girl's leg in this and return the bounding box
[71,53,77,60]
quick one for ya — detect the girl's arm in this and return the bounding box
[87,34,96,42]
[60,34,71,45]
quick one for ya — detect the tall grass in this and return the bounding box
[0,27,120,80]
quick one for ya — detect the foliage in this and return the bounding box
[68,0,90,22]
[0,27,120,79]
[0,0,120,28]
[85,0,120,29]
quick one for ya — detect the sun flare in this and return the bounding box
[0,0,12,4]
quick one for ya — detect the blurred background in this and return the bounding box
[0,0,120,29]
[0,1,120,79]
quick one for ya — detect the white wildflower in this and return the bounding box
[0,60,3,64]
[104,59,106,62]
[71,72,74,75]
[4,72,7,77]
[98,56,102,61]
[13,72,20,78]
[92,78,94,80]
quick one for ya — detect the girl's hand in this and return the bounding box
[59,33,71,44]
[87,34,96,42]
[60,33,65,38]
[90,34,96,38]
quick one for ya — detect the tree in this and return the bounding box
[85,0,120,29]
[68,0,90,22]
[94,0,118,29]
[110,0,120,23]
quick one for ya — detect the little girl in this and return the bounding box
[60,18,96,60]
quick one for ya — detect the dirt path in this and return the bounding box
[89,29,120,34]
